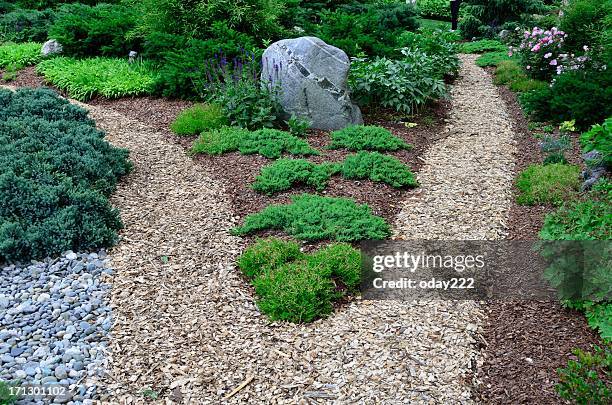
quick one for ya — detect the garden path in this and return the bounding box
[1,54,517,403]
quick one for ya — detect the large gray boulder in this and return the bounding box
[261,36,363,131]
[41,40,62,56]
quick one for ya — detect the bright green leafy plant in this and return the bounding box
[36,57,159,101]
[0,42,44,70]
[0,88,131,263]
[341,151,418,188]
[286,115,311,137]
[238,238,361,323]
[516,164,581,205]
[581,118,612,168]
[231,194,390,242]
[170,104,227,136]
[556,346,611,404]
[329,126,411,152]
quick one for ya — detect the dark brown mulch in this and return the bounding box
[87,95,450,249]
[1,66,46,89]
[478,77,601,404]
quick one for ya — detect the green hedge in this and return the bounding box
[0,88,131,263]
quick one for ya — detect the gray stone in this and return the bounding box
[581,150,608,191]
[54,365,68,379]
[41,40,63,56]
[261,36,363,131]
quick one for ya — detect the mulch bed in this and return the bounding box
[477,76,601,405]
[88,92,451,251]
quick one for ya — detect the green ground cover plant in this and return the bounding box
[556,345,611,404]
[340,151,418,188]
[328,126,411,152]
[231,194,390,242]
[0,380,18,405]
[0,42,44,69]
[192,127,318,159]
[476,51,513,67]
[36,57,159,101]
[170,104,227,136]
[252,159,340,195]
[0,88,131,263]
[238,238,361,322]
[516,163,581,206]
[459,39,507,54]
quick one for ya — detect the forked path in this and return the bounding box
[3,54,517,403]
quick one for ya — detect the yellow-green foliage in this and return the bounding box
[170,103,227,136]
[0,42,43,69]
[516,164,581,205]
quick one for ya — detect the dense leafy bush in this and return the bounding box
[581,118,612,169]
[329,126,411,152]
[170,104,227,136]
[14,0,119,9]
[341,151,418,188]
[417,0,451,20]
[459,0,548,39]
[48,3,137,57]
[459,39,507,54]
[130,0,285,44]
[475,51,513,67]
[513,26,567,80]
[397,29,461,78]
[0,88,131,263]
[252,159,340,195]
[0,42,44,69]
[556,346,611,404]
[559,0,612,59]
[0,7,55,43]
[37,57,158,101]
[516,164,581,205]
[148,27,257,99]
[192,127,318,158]
[232,194,390,242]
[316,2,419,57]
[519,68,612,129]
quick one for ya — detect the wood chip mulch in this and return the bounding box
[476,74,602,405]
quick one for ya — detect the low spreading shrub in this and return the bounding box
[556,346,611,404]
[581,118,612,169]
[341,151,418,188]
[0,42,43,69]
[519,68,612,129]
[475,51,513,67]
[516,164,581,205]
[0,7,55,43]
[252,159,340,195]
[237,238,303,279]
[238,238,361,322]
[459,39,507,54]
[170,104,227,136]
[0,88,131,263]
[192,127,319,159]
[494,60,526,85]
[328,126,411,152]
[36,57,158,101]
[231,194,391,242]
[48,3,137,57]
[349,49,448,113]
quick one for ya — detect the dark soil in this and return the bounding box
[477,74,602,405]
